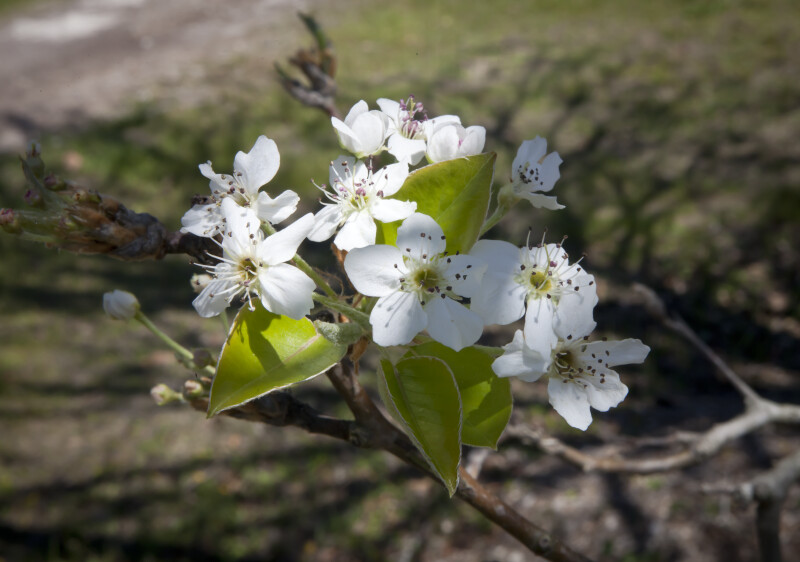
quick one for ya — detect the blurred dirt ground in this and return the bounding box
[1,0,800,561]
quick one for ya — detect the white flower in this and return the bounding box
[307,156,415,251]
[344,213,486,350]
[103,290,140,320]
[193,198,315,320]
[181,135,300,238]
[331,100,389,158]
[510,137,564,210]
[470,238,597,365]
[493,326,650,431]
[426,123,486,163]
[377,96,460,165]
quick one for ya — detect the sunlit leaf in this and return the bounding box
[406,342,512,449]
[378,153,496,253]
[208,303,347,416]
[378,356,462,496]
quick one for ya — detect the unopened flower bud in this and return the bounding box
[183,379,206,398]
[190,273,213,294]
[192,348,215,368]
[23,189,43,207]
[150,383,182,406]
[43,173,66,191]
[103,290,140,320]
[0,208,21,233]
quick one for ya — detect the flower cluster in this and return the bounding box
[179,95,649,430]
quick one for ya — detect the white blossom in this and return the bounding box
[377,96,460,165]
[103,290,140,321]
[344,213,486,350]
[470,238,597,365]
[331,100,389,158]
[181,135,299,238]
[307,156,415,251]
[426,123,486,163]
[509,137,564,210]
[493,325,650,431]
[193,198,315,320]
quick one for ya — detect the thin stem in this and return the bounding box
[134,311,215,376]
[479,199,514,237]
[313,293,371,330]
[219,310,230,335]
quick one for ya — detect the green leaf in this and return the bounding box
[208,303,347,416]
[378,356,462,496]
[406,342,512,449]
[378,152,496,253]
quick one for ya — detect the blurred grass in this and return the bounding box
[1,0,800,560]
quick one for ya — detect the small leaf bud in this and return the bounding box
[183,379,206,398]
[103,290,140,321]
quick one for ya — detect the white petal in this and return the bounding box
[492,330,549,381]
[538,152,563,192]
[372,161,409,197]
[233,135,280,195]
[370,198,417,223]
[331,117,361,155]
[585,371,628,412]
[426,125,459,163]
[344,245,405,297]
[518,193,565,210]
[370,290,427,347]
[512,137,547,175]
[423,297,483,351]
[329,155,357,187]
[219,198,262,257]
[334,210,377,251]
[396,213,446,259]
[523,296,558,362]
[553,274,598,340]
[258,213,314,265]
[443,254,486,298]
[344,100,369,124]
[198,162,229,194]
[307,205,343,242]
[257,263,315,319]
[180,203,222,237]
[376,98,401,119]
[468,240,527,325]
[457,126,486,157]
[387,135,426,165]
[581,339,650,367]
[349,111,388,156]
[193,277,236,318]
[548,378,592,431]
[255,189,299,224]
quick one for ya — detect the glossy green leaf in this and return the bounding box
[406,342,512,449]
[208,303,347,416]
[378,152,496,253]
[378,356,462,496]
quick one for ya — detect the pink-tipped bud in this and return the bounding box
[150,384,182,406]
[183,379,206,398]
[23,189,42,207]
[0,208,20,233]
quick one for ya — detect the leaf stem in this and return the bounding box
[312,293,371,331]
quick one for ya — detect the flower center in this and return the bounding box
[237,258,260,285]
[398,96,427,140]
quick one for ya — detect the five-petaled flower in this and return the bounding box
[506,137,564,210]
[181,135,300,238]
[331,100,390,158]
[344,213,486,351]
[493,324,650,430]
[193,198,315,320]
[469,238,597,366]
[377,96,460,165]
[307,156,415,251]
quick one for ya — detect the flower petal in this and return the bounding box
[307,205,343,243]
[193,277,237,318]
[523,296,558,362]
[580,339,650,367]
[585,371,628,412]
[396,213,446,260]
[442,254,486,298]
[423,296,483,351]
[255,189,299,224]
[258,213,314,265]
[233,135,280,195]
[370,291,427,347]
[512,137,547,175]
[426,125,459,163]
[344,245,405,297]
[257,263,315,319]
[372,161,409,197]
[387,135,427,165]
[492,330,549,382]
[181,203,221,237]
[468,240,527,325]
[547,378,592,431]
[349,111,388,156]
[458,126,486,157]
[370,198,417,224]
[518,193,565,210]
[334,210,377,251]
